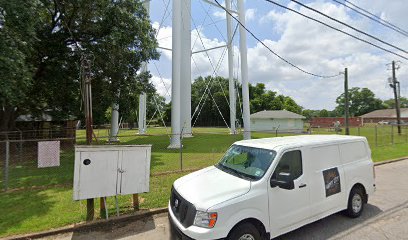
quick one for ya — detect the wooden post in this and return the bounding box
[86,199,94,221]
[133,194,139,211]
[100,197,106,219]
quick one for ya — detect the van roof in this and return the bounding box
[234,135,366,151]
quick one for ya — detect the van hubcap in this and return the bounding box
[352,194,362,213]
[239,234,255,240]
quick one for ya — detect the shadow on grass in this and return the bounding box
[0,187,77,237]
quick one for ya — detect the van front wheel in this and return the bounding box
[228,222,261,240]
[346,186,364,218]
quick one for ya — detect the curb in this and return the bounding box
[374,157,408,166]
[4,157,408,240]
[5,208,168,240]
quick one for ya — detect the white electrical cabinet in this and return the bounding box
[73,145,151,200]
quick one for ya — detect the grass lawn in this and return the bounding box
[0,126,407,237]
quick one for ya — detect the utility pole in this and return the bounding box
[81,55,94,220]
[390,61,402,134]
[344,68,350,135]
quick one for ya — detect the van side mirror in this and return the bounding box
[270,172,295,190]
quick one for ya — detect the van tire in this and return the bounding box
[345,186,364,218]
[228,222,261,240]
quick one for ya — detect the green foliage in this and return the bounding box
[335,87,386,117]
[0,0,159,130]
[0,0,40,130]
[187,76,303,126]
[383,97,408,109]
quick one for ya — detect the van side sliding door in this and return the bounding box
[309,145,346,217]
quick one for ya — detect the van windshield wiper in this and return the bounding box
[216,164,254,180]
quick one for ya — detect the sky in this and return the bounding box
[147,0,408,110]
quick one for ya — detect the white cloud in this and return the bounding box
[246,9,256,22]
[149,1,408,110]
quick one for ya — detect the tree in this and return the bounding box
[187,76,303,126]
[384,97,408,109]
[335,87,386,117]
[319,109,330,117]
[0,0,39,130]
[0,0,159,131]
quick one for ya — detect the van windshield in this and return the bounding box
[216,145,276,180]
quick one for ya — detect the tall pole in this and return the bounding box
[82,56,94,220]
[238,0,251,140]
[344,68,350,135]
[169,0,182,148]
[180,0,192,137]
[139,0,150,135]
[138,92,147,135]
[82,57,93,145]
[109,102,120,141]
[392,61,402,134]
[226,0,236,135]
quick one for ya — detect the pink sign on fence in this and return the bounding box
[38,141,60,168]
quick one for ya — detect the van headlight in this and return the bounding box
[193,211,218,228]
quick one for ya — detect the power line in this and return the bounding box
[331,0,408,37]
[214,0,342,79]
[289,0,408,55]
[263,0,408,61]
[343,0,408,36]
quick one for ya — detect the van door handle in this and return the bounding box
[299,183,307,188]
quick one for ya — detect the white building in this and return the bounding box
[250,110,306,133]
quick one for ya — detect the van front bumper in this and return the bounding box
[168,202,226,240]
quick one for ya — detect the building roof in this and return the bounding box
[250,110,305,119]
[360,108,408,118]
[235,135,366,151]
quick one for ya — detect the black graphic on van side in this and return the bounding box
[323,167,341,197]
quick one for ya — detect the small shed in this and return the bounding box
[250,110,305,133]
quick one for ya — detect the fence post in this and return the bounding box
[391,125,394,145]
[375,125,378,147]
[180,133,183,171]
[4,141,9,191]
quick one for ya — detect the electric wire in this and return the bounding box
[289,0,408,55]
[343,0,408,36]
[214,0,343,78]
[331,0,408,37]
[262,0,408,61]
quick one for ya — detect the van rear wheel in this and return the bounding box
[228,222,261,240]
[346,186,364,218]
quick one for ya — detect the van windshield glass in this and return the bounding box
[216,145,276,180]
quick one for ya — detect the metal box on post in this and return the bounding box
[73,145,151,200]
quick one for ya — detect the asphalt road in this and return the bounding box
[44,159,408,240]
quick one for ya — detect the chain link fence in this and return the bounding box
[0,125,407,236]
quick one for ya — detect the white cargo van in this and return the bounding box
[168,135,375,240]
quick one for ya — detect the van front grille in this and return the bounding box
[170,186,196,228]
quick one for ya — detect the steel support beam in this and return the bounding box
[169,0,182,148]
[226,0,237,134]
[238,0,251,139]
